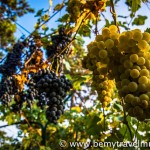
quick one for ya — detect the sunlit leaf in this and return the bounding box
[71,106,81,112]
[35,9,44,17]
[54,3,64,11]
[63,60,71,71]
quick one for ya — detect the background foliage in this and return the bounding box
[1,0,150,149]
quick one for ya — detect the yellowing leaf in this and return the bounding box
[42,24,47,30]
[43,14,49,22]
[71,106,81,112]
[37,129,42,136]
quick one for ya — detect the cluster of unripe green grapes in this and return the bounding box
[82,25,150,121]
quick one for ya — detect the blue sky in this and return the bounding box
[15,0,64,38]
[14,0,150,46]
[1,0,150,138]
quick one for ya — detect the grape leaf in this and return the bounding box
[132,15,147,25]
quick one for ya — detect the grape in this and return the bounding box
[138,76,148,84]
[90,46,99,55]
[131,46,140,53]
[97,41,105,49]
[131,97,140,106]
[89,53,95,58]
[109,25,118,33]
[137,40,148,51]
[142,32,150,42]
[125,31,133,39]
[99,50,108,58]
[146,92,150,98]
[145,59,150,69]
[121,79,130,86]
[130,69,140,78]
[105,39,114,49]
[133,106,143,116]
[137,57,145,65]
[102,27,110,38]
[127,39,136,47]
[102,90,107,95]
[130,54,138,63]
[119,35,128,44]
[133,31,143,41]
[124,60,133,69]
[139,94,149,101]
[141,100,149,109]
[110,33,119,40]
[132,65,141,71]
[87,42,94,50]
[121,85,130,94]
[125,94,135,103]
[95,35,103,42]
[138,83,146,92]
[99,75,104,79]
[128,82,138,92]
[140,69,149,76]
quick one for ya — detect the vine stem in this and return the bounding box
[121,98,133,141]
[94,16,98,35]
[110,0,120,33]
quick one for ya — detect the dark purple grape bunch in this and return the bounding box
[0,77,18,105]
[0,42,24,78]
[46,27,72,58]
[27,68,72,124]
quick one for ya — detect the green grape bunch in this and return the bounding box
[82,25,150,121]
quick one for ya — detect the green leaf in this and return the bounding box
[54,3,64,11]
[113,103,123,111]
[78,25,91,37]
[5,112,14,125]
[145,28,150,33]
[35,9,44,17]
[86,114,103,136]
[132,15,147,25]
[57,14,70,22]
[73,75,91,90]
[132,0,141,12]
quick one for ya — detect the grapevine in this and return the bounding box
[0,27,73,124]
